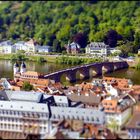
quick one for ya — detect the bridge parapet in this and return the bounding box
[44,61,128,83]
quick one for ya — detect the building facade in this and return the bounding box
[0,90,106,139]
[37,46,51,53]
[25,39,39,53]
[0,40,15,54]
[67,42,80,54]
[85,42,121,57]
[126,113,140,139]
[14,41,28,52]
[85,42,109,57]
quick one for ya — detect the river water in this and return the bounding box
[0,60,140,85]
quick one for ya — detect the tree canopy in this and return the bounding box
[0,1,140,53]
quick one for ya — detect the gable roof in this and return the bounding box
[25,39,38,46]
[67,93,101,105]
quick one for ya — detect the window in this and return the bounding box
[96,118,99,122]
[87,117,89,121]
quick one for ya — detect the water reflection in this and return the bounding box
[0,60,140,85]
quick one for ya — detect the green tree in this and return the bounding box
[107,118,119,133]
[22,81,34,91]
[37,56,46,63]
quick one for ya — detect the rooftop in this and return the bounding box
[0,100,49,113]
[6,90,43,103]
[21,71,41,77]
[67,93,101,106]
[125,112,140,129]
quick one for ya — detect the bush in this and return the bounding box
[22,81,34,91]
[56,56,103,65]
[11,53,28,62]
[37,56,46,63]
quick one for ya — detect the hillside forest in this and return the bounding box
[0,1,140,56]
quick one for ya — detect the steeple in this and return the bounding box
[20,61,26,74]
[13,62,19,75]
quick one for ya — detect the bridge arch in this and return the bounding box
[76,70,84,80]
[102,63,114,74]
[75,67,90,80]
[59,70,77,83]
[114,63,121,70]
[89,66,100,77]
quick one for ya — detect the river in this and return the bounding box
[0,60,140,85]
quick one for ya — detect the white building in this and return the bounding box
[86,42,121,57]
[0,90,106,139]
[102,94,136,130]
[85,42,110,57]
[0,90,55,139]
[37,45,51,53]
[14,41,28,52]
[25,39,39,53]
[0,40,15,54]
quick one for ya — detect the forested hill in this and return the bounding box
[0,1,140,53]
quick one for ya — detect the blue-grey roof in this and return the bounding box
[70,42,80,49]
[15,41,25,45]
[87,42,109,48]
[50,106,105,124]
[38,45,50,50]
[14,62,19,67]
[53,95,69,105]
[6,90,43,103]
[21,62,26,68]
[0,40,13,46]
[0,100,49,113]
[0,90,9,101]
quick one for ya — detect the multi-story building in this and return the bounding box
[66,42,80,54]
[0,40,15,54]
[85,42,110,57]
[0,90,106,139]
[102,94,136,130]
[25,39,39,53]
[14,41,28,52]
[85,42,121,57]
[37,45,51,53]
[125,112,140,139]
[0,90,54,139]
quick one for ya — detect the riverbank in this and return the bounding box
[0,54,57,63]
[0,53,104,64]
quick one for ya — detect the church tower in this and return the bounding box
[20,61,26,74]
[13,62,19,75]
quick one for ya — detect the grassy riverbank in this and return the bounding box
[0,54,13,60]
[0,53,103,64]
[0,54,57,63]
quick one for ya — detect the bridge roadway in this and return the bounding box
[44,61,129,83]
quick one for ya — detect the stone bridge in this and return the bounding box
[44,61,129,83]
